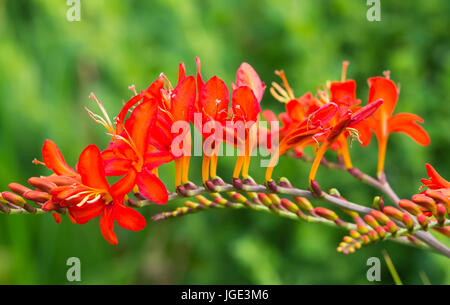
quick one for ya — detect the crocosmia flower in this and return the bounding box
[356,72,430,177]
[41,142,146,245]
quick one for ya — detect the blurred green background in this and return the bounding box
[0,0,449,284]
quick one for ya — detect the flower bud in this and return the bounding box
[364,215,379,229]
[357,222,369,234]
[257,193,272,207]
[383,206,403,221]
[424,189,450,213]
[376,226,386,240]
[416,213,428,229]
[433,226,450,238]
[310,180,323,197]
[267,193,281,205]
[1,191,27,207]
[385,220,398,234]
[370,210,390,224]
[412,194,437,215]
[28,177,57,193]
[436,204,447,226]
[314,207,338,221]
[22,190,51,203]
[280,199,299,214]
[402,213,414,231]
[398,199,422,216]
[8,183,31,196]
[293,197,313,212]
[329,188,341,197]
[231,192,248,204]
[368,230,379,242]
[349,230,360,239]
[372,196,383,210]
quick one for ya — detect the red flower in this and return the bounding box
[420,164,450,190]
[102,100,173,204]
[42,143,145,245]
[232,62,266,103]
[356,73,430,176]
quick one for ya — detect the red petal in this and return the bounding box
[388,113,430,146]
[425,164,450,189]
[330,80,358,107]
[110,169,137,199]
[171,76,196,122]
[196,56,205,94]
[42,140,77,176]
[113,203,146,231]
[52,213,61,224]
[368,76,398,118]
[125,99,159,155]
[307,103,338,127]
[144,151,174,169]
[261,110,277,123]
[178,62,186,83]
[68,200,105,224]
[136,169,168,204]
[116,93,144,134]
[198,76,229,123]
[231,86,261,123]
[100,206,118,245]
[103,157,132,176]
[350,99,383,126]
[232,62,265,103]
[77,145,109,190]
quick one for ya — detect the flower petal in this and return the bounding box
[125,98,159,155]
[113,203,146,231]
[136,169,168,204]
[42,140,77,177]
[68,200,105,224]
[100,205,118,245]
[388,113,430,145]
[110,168,137,199]
[144,151,174,169]
[103,157,132,176]
[232,62,265,103]
[350,99,384,126]
[77,145,109,190]
[368,76,398,118]
[330,80,359,107]
[171,76,196,122]
[231,86,261,123]
[116,93,144,134]
[198,76,229,123]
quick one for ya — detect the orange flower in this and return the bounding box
[356,73,430,176]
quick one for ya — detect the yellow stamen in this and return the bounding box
[275,70,295,99]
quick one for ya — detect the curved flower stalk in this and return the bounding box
[0,58,449,258]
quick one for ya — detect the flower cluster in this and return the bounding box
[1,58,448,257]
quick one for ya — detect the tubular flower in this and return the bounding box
[355,72,430,177]
[41,144,146,245]
[102,99,173,204]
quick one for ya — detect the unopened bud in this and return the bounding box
[385,220,398,234]
[412,194,437,215]
[28,177,57,193]
[314,207,338,221]
[310,180,323,197]
[231,192,248,204]
[343,236,353,243]
[329,188,341,197]
[44,176,78,186]
[402,213,414,231]
[370,210,390,224]
[8,183,31,196]
[280,199,299,214]
[416,213,429,229]
[357,223,369,234]
[376,226,386,240]
[361,235,371,244]
[436,204,447,226]
[368,230,379,242]
[267,193,281,205]
[293,197,313,211]
[399,199,422,215]
[349,230,360,239]
[257,193,272,207]
[425,189,450,213]
[383,206,403,221]
[23,190,51,203]
[364,215,379,229]
[372,196,382,210]
[433,226,450,238]
[1,191,27,207]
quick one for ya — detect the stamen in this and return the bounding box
[32,158,45,166]
[383,70,391,80]
[128,85,138,96]
[341,61,349,82]
[274,70,295,99]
